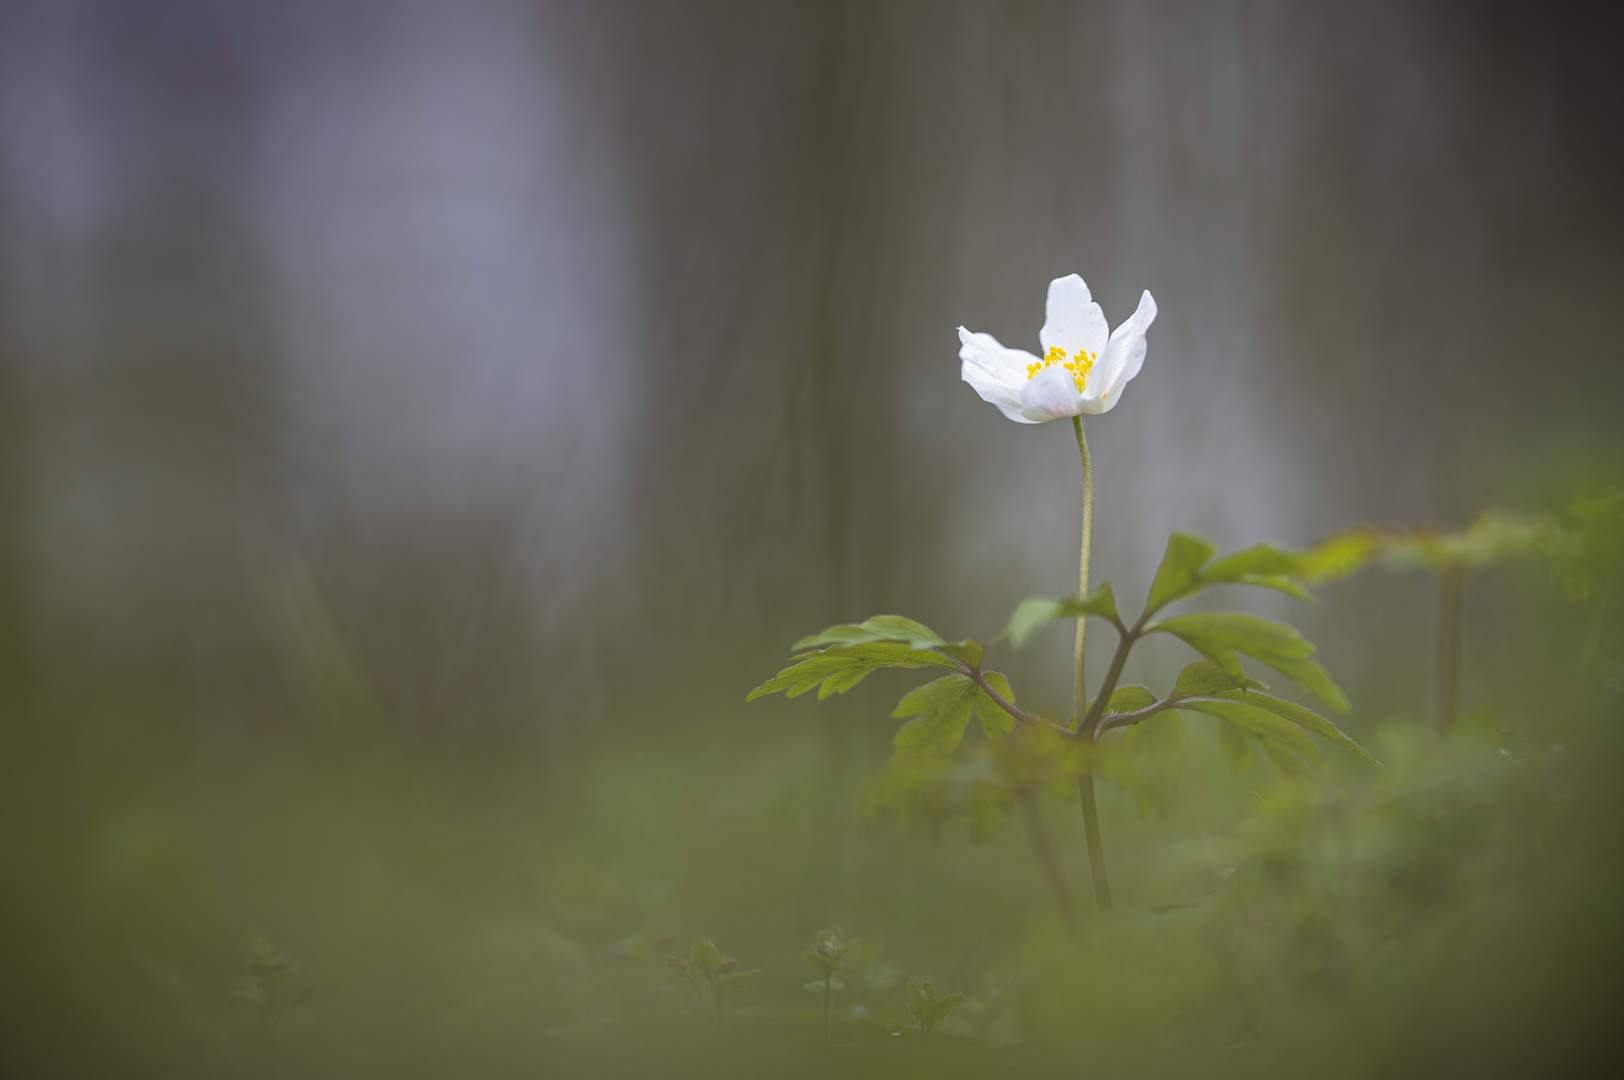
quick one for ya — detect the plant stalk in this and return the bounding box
[1434,566,1464,735]
[822,976,832,1041]
[1017,791,1078,939]
[1071,417,1113,911]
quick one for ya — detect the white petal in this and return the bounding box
[959,327,1039,423]
[1018,363,1084,422]
[1091,290,1157,406]
[1039,274,1108,359]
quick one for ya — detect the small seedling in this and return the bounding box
[905,980,962,1045]
[801,926,856,1042]
[231,935,312,1040]
[666,936,760,1022]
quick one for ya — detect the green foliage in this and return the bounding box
[1003,584,1120,649]
[890,672,1017,753]
[667,937,759,1022]
[1145,533,1219,615]
[1198,542,1316,602]
[1149,612,1350,712]
[905,980,963,1043]
[1112,710,1189,816]
[1215,717,1255,774]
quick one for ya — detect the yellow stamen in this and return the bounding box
[1026,345,1096,392]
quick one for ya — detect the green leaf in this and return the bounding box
[1170,660,1245,698]
[1214,690,1378,765]
[1003,584,1119,649]
[891,675,978,755]
[712,969,761,990]
[931,994,965,1022]
[802,950,837,973]
[816,666,871,700]
[860,615,945,648]
[690,937,724,977]
[803,977,844,993]
[1102,685,1158,715]
[747,641,958,703]
[892,674,974,717]
[1146,533,1218,615]
[1260,740,1316,783]
[792,615,945,652]
[1215,719,1255,775]
[1152,613,1314,659]
[1297,529,1383,584]
[934,639,984,668]
[1177,699,1324,767]
[1117,710,1188,816]
[1265,654,1352,713]
[974,672,1017,741]
[792,624,886,650]
[1149,612,1349,712]
[1198,543,1315,602]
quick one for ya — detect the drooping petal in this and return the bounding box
[1090,290,1157,411]
[959,327,1039,423]
[1039,274,1109,360]
[1018,363,1084,422]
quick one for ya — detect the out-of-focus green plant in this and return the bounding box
[904,980,962,1045]
[1293,490,1624,731]
[665,937,760,1023]
[801,926,856,1042]
[232,935,312,1041]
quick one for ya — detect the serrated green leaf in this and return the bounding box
[892,675,978,755]
[747,641,958,703]
[690,937,723,977]
[1215,719,1255,775]
[1003,584,1119,649]
[861,615,945,647]
[712,969,761,990]
[1200,543,1300,581]
[802,950,837,973]
[1149,613,1348,711]
[1177,699,1324,767]
[891,674,974,717]
[1214,690,1378,765]
[935,640,983,668]
[1152,613,1314,658]
[1198,544,1316,601]
[792,624,886,650]
[974,672,1017,741]
[1103,685,1157,715]
[1170,660,1245,698]
[931,994,965,1022]
[1146,533,1218,615]
[1264,654,1351,712]
[816,666,871,700]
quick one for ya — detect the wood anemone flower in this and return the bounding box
[958,274,1157,422]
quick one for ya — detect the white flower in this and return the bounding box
[957,275,1157,423]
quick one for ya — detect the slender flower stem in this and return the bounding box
[1072,417,1092,727]
[1071,417,1112,912]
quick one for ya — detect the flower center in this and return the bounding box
[1026,346,1096,393]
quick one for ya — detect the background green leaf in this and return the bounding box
[1003,584,1120,649]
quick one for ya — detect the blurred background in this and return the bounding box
[1,1,1621,1077]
